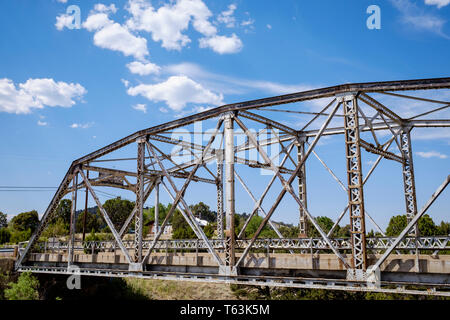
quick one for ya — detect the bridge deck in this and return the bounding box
[24,252,450,286]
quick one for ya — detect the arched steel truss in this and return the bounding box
[15,77,450,296]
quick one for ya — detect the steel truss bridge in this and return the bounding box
[14,77,450,296]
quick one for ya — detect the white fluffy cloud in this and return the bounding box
[199,33,243,54]
[91,23,148,60]
[390,0,449,38]
[57,1,245,61]
[132,103,147,113]
[127,75,224,111]
[217,4,237,28]
[126,0,242,54]
[424,0,450,8]
[20,79,86,107]
[55,13,75,31]
[55,4,149,61]
[126,61,161,75]
[164,62,314,95]
[415,151,448,159]
[71,122,94,129]
[121,79,130,88]
[0,78,86,114]
[126,0,216,50]
[82,6,149,61]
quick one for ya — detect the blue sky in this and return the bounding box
[0,0,449,231]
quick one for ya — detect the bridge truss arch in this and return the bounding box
[15,77,450,296]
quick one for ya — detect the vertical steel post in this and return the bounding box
[400,126,419,237]
[224,113,236,269]
[342,94,367,272]
[155,178,160,234]
[297,136,308,238]
[400,126,420,271]
[135,137,146,263]
[68,172,78,266]
[216,151,224,239]
[82,170,89,242]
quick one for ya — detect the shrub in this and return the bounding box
[0,228,11,244]
[41,218,69,238]
[4,272,39,300]
[9,229,32,244]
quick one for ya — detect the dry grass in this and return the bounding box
[125,278,240,300]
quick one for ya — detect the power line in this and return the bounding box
[0,190,57,192]
[0,186,58,192]
[0,186,57,189]
[0,185,134,201]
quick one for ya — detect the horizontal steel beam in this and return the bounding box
[29,236,450,251]
[73,78,450,166]
[18,265,450,297]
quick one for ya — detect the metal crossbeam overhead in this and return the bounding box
[71,77,450,166]
[359,93,403,125]
[15,77,450,296]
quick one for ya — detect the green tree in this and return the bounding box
[144,203,169,226]
[0,228,11,244]
[41,218,69,238]
[189,202,216,223]
[10,229,32,243]
[245,215,277,238]
[306,216,338,238]
[203,223,215,238]
[437,221,450,236]
[99,197,134,232]
[52,199,72,225]
[418,214,438,236]
[0,211,7,229]
[171,210,196,239]
[386,214,438,236]
[4,272,39,300]
[75,210,103,233]
[337,224,351,238]
[367,229,383,237]
[9,210,39,233]
[386,215,407,237]
[279,225,299,238]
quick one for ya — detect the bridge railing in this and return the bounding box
[22,236,450,255]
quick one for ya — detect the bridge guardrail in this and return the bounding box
[23,236,450,254]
